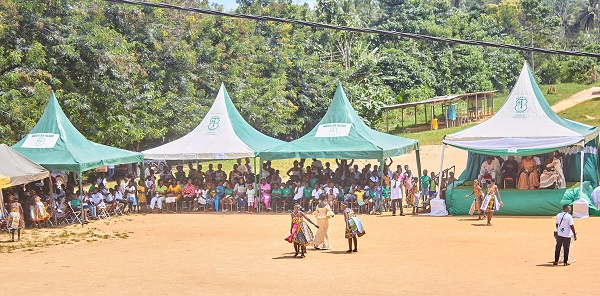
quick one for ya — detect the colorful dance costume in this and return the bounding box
[344,208,365,238]
[468,186,483,215]
[480,187,501,213]
[284,214,314,246]
[8,202,25,230]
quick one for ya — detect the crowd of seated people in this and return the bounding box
[478,152,566,189]
[136,158,447,215]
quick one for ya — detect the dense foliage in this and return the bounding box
[0,0,598,150]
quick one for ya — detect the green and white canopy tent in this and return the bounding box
[142,83,285,160]
[260,83,421,179]
[12,92,144,195]
[438,63,599,216]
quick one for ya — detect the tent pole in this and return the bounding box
[49,176,57,226]
[414,106,417,127]
[579,143,585,201]
[254,156,258,212]
[259,158,264,213]
[79,170,84,228]
[436,145,446,199]
[379,158,384,214]
[0,190,5,216]
[401,109,404,128]
[424,104,428,124]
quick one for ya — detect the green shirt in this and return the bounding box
[382,186,391,198]
[70,199,81,207]
[281,187,291,198]
[309,178,318,188]
[271,188,282,199]
[368,188,376,198]
[225,188,234,196]
[429,179,437,191]
[420,175,431,189]
[303,187,312,198]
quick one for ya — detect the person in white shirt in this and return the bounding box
[390,173,404,216]
[478,156,499,183]
[246,184,256,213]
[311,184,323,204]
[555,204,577,265]
[293,181,304,201]
[591,184,600,210]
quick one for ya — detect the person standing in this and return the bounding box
[554,204,577,266]
[312,195,334,250]
[390,173,404,216]
[480,179,503,225]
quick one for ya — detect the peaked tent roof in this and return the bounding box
[143,83,285,160]
[260,83,419,160]
[12,92,144,172]
[0,144,50,189]
[443,63,599,156]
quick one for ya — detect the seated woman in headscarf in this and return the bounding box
[539,152,566,189]
[517,156,540,190]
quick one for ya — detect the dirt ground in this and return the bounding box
[2,212,598,295]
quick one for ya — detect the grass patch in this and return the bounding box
[558,97,600,126]
[397,123,478,146]
[0,229,130,253]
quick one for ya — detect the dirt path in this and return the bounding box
[551,87,600,113]
[2,213,598,295]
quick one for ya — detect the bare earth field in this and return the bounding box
[2,212,598,296]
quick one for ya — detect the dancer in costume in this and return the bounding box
[480,179,503,225]
[465,180,485,220]
[341,202,365,252]
[284,203,318,258]
[7,195,24,242]
[312,195,334,250]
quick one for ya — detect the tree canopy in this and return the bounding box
[0,0,598,151]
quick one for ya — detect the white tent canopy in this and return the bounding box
[143,83,284,160]
[443,63,598,155]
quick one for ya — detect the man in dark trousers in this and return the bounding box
[555,204,577,266]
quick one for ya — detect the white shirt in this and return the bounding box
[556,212,574,238]
[91,193,104,205]
[247,188,256,199]
[312,188,323,200]
[126,186,136,198]
[480,161,498,175]
[294,186,304,200]
[390,179,403,200]
[105,193,115,202]
[324,186,339,197]
[115,191,123,201]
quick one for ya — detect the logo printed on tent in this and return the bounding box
[21,133,60,149]
[208,116,221,130]
[315,123,352,138]
[514,96,528,113]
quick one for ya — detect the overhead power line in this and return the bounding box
[106,0,600,59]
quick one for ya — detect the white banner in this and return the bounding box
[21,133,60,148]
[315,123,352,138]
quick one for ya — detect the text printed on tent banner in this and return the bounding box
[315,123,352,138]
[21,133,60,148]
